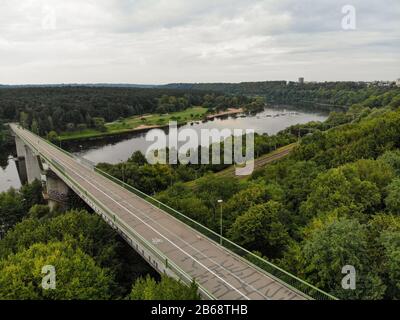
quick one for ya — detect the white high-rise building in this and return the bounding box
[396,79,400,87]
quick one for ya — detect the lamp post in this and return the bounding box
[119,159,125,182]
[217,199,223,245]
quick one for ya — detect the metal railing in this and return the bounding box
[13,124,337,300]
[11,127,214,300]
[94,167,337,300]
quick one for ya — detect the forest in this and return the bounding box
[1,83,400,300]
[165,81,400,111]
[0,87,258,136]
[96,87,400,299]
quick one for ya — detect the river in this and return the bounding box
[0,106,329,192]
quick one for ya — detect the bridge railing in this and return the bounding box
[94,167,338,301]
[12,129,215,300]
[20,126,337,300]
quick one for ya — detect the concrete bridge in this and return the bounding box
[10,123,336,300]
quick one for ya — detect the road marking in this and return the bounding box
[15,126,303,300]
[17,128,252,300]
[152,238,163,245]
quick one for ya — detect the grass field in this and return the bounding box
[59,107,208,141]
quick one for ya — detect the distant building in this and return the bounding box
[298,77,304,84]
[396,79,400,87]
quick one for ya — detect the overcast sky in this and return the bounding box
[1,0,399,84]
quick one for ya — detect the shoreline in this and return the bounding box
[59,108,244,142]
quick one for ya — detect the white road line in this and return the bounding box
[101,187,272,300]
[18,128,251,300]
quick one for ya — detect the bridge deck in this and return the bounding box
[11,124,305,300]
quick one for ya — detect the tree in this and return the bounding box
[20,112,29,128]
[129,275,200,300]
[47,131,59,143]
[385,178,400,214]
[31,119,39,134]
[0,242,113,299]
[77,123,87,132]
[129,151,147,166]
[0,210,117,266]
[0,188,24,238]
[379,231,400,298]
[228,201,290,258]
[20,179,46,211]
[300,218,385,299]
[93,117,107,132]
[300,160,389,222]
[28,204,52,220]
[379,150,400,176]
[223,182,282,228]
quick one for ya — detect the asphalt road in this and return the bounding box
[11,124,306,300]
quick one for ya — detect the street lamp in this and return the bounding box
[119,159,125,182]
[217,199,223,245]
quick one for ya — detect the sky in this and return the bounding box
[0,0,399,84]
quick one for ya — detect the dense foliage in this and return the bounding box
[154,104,400,299]
[165,81,400,111]
[129,275,200,300]
[3,83,400,300]
[0,180,44,238]
[0,87,256,136]
[0,181,199,300]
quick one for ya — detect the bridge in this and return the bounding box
[10,123,336,300]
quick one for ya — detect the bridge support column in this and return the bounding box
[14,157,28,185]
[14,136,29,185]
[24,145,42,184]
[15,136,26,159]
[44,170,70,211]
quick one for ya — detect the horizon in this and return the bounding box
[1,78,399,87]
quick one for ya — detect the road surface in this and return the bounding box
[11,124,306,300]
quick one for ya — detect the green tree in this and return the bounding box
[47,131,59,143]
[28,204,52,220]
[0,242,113,299]
[229,201,290,258]
[129,151,147,166]
[300,160,389,221]
[129,275,200,300]
[385,178,400,214]
[93,117,107,132]
[20,179,46,211]
[301,218,385,299]
[31,119,39,134]
[379,150,400,176]
[379,231,400,298]
[0,188,24,237]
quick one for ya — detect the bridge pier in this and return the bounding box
[14,157,28,185]
[25,145,42,183]
[44,170,70,211]
[15,135,42,183]
[15,134,70,210]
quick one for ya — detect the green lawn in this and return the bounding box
[59,107,208,141]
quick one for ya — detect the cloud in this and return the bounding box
[0,0,399,84]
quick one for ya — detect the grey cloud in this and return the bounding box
[0,0,399,84]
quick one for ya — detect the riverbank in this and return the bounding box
[206,107,244,120]
[58,107,209,142]
[58,107,244,142]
